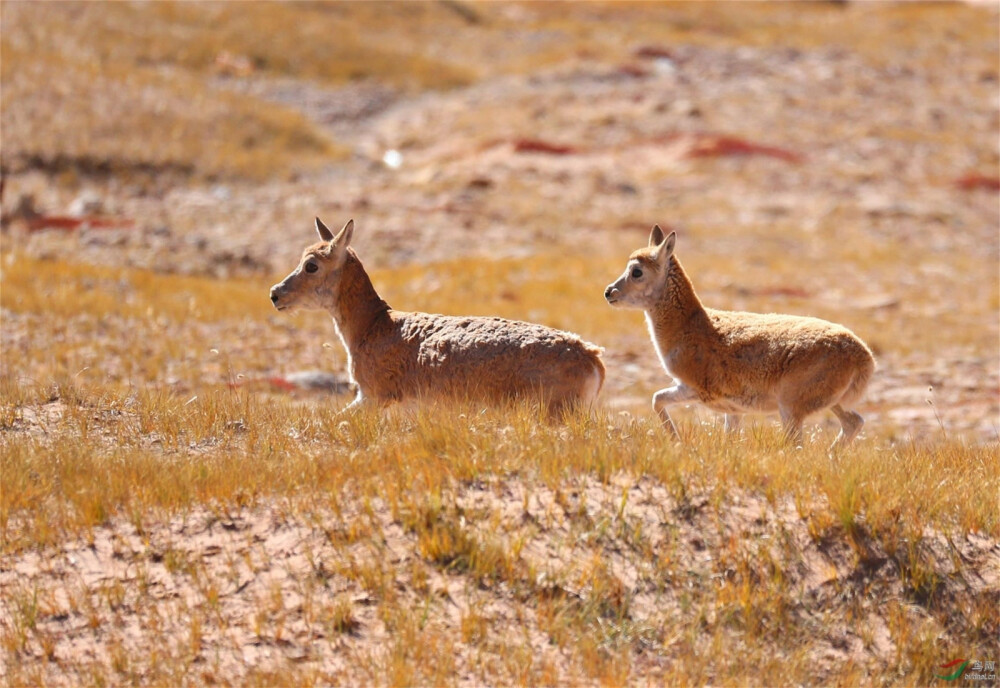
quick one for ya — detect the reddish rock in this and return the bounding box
[955,174,1000,191]
[633,45,675,60]
[512,139,578,155]
[686,134,804,163]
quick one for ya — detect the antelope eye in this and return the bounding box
[305,262,318,274]
[631,268,643,279]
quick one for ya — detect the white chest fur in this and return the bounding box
[644,312,678,379]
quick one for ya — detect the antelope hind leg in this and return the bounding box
[829,404,864,451]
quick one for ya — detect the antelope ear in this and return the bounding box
[332,219,354,248]
[651,229,676,266]
[648,224,665,247]
[315,217,334,241]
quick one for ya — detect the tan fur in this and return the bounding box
[605,226,875,449]
[271,218,606,415]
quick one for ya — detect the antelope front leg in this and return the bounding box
[652,384,699,439]
[337,390,368,416]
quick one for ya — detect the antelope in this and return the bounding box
[270,218,606,415]
[605,226,875,449]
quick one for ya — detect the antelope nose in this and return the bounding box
[269,286,280,304]
[605,286,618,299]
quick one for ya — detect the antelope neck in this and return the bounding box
[647,257,713,339]
[327,253,391,350]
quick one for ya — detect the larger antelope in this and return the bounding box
[605,226,875,449]
[270,218,606,415]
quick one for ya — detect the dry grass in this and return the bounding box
[0,38,342,185]
[1,3,394,184]
[2,375,997,551]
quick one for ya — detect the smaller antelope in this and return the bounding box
[270,218,606,415]
[605,226,875,449]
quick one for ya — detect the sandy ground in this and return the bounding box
[3,477,998,684]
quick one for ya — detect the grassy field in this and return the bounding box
[2,390,997,684]
[1,247,998,685]
[2,1,999,685]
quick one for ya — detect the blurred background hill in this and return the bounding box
[2,0,997,438]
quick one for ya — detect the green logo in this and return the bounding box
[936,659,969,681]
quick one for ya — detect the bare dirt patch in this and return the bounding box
[3,481,997,686]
